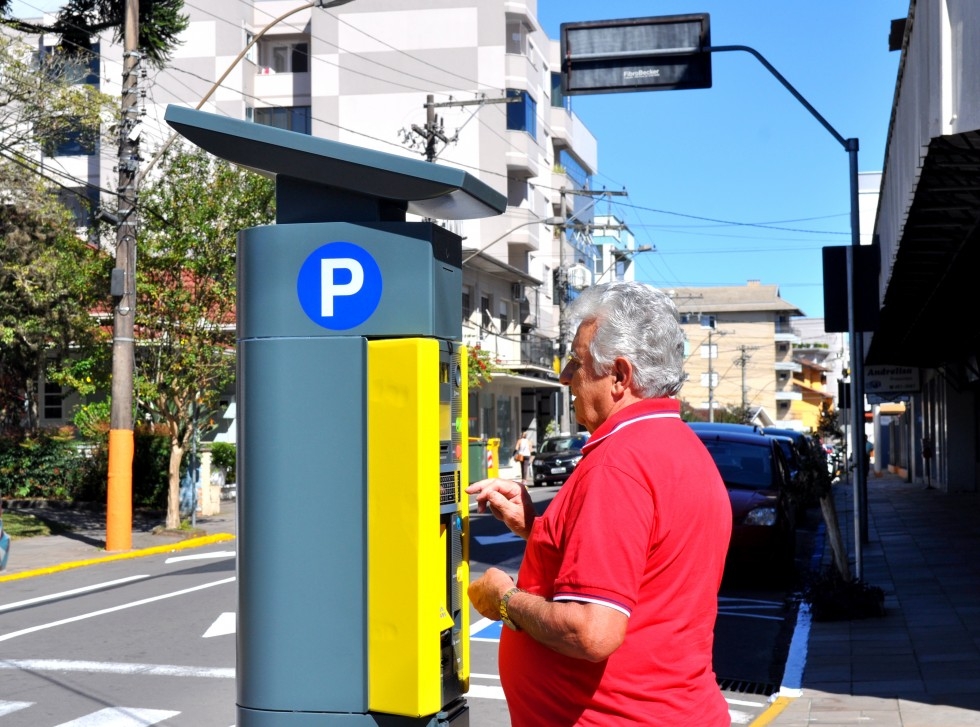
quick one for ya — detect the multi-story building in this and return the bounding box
[23,0,602,452]
[670,282,804,425]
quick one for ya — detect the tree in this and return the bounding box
[134,144,274,529]
[0,0,189,68]
[0,188,110,435]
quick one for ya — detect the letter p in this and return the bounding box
[321,258,364,317]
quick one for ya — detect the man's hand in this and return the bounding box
[468,567,515,621]
[465,477,536,539]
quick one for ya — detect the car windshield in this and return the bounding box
[539,436,586,454]
[701,440,774,489]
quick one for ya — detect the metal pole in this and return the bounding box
[704,44,867,578]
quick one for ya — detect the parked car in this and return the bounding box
[688,421,764,435]
[0,497,9,572]
[693,427,797,571]
[530,434,589,486]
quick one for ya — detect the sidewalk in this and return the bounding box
[767,469,980,726]
[0,501,237,579]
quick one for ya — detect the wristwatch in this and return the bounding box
[499,587,523,631]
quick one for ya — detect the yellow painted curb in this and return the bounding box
[0,533,236,582]
[749,695,796,726]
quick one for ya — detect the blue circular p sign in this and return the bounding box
[297,241,383,330]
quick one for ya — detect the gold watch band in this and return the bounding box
[499,586,523,631]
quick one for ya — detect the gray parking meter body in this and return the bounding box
[165,106,505,727]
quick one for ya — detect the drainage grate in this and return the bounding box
[716,678,777,696]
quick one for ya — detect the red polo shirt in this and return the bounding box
[499,398,732,726]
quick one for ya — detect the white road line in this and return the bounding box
[0,701,33,716]
[165,551,235,564]
[203,612,236,638]
[54,707,180,726]
[726,697,767,707]
[776,601,811,697]
[0,659,234,679]
[728,708,754,724]
[466,684,506,700]
[469,617,495,634]
[0,576,236,643]
[0,576,150,612]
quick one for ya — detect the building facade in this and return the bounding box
[866,0,980,492]
[671,282,805,426]
[24,0,604,454]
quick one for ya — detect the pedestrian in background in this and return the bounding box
[467,281,732,726]
[514,431,532,483]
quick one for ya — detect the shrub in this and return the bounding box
[0,432,85,499]
[209,442,236,483]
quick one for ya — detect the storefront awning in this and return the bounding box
[488,372,564,390]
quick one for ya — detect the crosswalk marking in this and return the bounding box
[0,701,32,717]
[203,611,236,638]
[54,707,180,726]
[0,659,234,679]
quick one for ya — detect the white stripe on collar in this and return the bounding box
[583,411,681,452]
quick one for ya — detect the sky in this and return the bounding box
[10,0,909,319]
[536,0,910,319]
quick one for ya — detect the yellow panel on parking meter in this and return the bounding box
[367,339,469,717]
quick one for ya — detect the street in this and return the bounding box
[0,549,237,726]
[0,484,806,726]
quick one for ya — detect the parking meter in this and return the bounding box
[166,106,505,727]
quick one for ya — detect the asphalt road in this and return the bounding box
[0,548,237,726]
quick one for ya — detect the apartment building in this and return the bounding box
[25,0,601,450]
[671,282,805,426]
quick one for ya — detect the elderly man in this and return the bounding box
[468,281,732,726]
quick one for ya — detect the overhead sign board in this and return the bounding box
[865,365,920,395]
[561,14,712,96]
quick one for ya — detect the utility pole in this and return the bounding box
[733,344,755,411]
[406,93,517,162]
[106,0,140,552]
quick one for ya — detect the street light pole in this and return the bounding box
[704,44,868,578]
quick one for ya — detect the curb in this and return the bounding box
[0,533,236,583]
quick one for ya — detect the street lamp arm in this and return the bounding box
[138,0,355,185]
[462,217,562,264]
[703,45,847,150]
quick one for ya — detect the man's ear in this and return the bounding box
[611,357,633,394]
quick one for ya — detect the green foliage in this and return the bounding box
[73,428,172,508]
[468,345,509,390]
[71,400,111,441]
[817,400,843,441]
[802,568,885,622]
[209,441,236,484]
[3,0,190,68]
[0,433,85,499]
[2,511,56,538]
[135,144,274,526]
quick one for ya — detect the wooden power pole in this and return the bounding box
[107,0,140,551]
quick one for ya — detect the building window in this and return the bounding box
[254,106,312,135]
[259,38,309,73]
[462,287,473,321]
[551,72,569,110]
[700,344,717,360]
[506,17,530,56]
[506,89,537,139]
[481,294,493,330]
[499,301,510,333]
[43,381,63,420]
[700,372,718,388]
[43,120,97,157]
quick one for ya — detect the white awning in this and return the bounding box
[487,372,564,390]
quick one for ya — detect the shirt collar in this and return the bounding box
[581,398,681,455]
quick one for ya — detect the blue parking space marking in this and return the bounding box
[471,618,502,641]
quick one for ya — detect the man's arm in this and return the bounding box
[468,567,628,662]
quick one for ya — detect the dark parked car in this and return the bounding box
[693,427,797,571]
[530,434,589,486]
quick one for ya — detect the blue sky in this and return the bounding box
[537,0,909,319]
[11,0,908,319]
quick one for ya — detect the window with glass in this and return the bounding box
[259,38,309,73]
[506,17,529,55]
[506,89,537,139]
[43,381,63,420]
[253,106,311,135]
